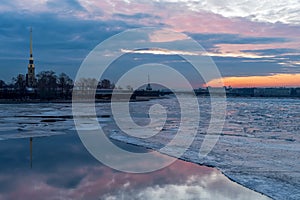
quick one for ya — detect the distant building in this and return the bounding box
[206,86,226,96]
[293,88,300,97]
[229,88,255,97]
[26,28,36,87]
[194,88,207,95]
[254,88,292,97]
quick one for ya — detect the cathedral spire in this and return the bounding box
[30,27,33,57]
[27,27,36,87]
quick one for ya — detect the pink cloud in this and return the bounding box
[6,0,299,41]
[77,0,300,40]
[162,9,300,39]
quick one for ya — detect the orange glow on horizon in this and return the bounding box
[206,74,300,88]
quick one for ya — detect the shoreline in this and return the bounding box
[0,98,151,104]
[0,95,300,104]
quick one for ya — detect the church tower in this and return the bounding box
[26,28,36,87]
[146,74,152,91]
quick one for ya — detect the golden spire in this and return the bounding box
[30,27,33,57]
[27,27,35,87]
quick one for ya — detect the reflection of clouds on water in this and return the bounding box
[0,164,269,200]
[0,134,269,200]
[103,172,269,200]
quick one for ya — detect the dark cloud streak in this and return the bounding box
[0,11,140,82]
[187,33,289,50]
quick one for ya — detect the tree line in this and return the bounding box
[0,71,115,100]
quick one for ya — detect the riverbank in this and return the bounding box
[0,98,150,104]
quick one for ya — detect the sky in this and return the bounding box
[0,0,300,87]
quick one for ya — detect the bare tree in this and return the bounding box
[0,80,6,89]
[57,73,73,99]
[37,71,58,99]
[12,74,26,98]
